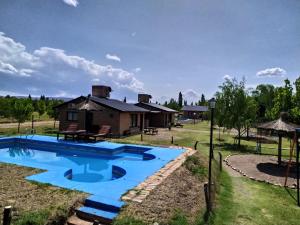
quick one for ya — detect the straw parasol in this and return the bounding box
[76,96,102,131]
[257,112,299,165]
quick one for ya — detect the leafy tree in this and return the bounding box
[11,99,33,133]
[252,84,275,121]
[37,100,46,118]
[200,94,206,105]
[123,97,127,103]
[178,92,183,108]
[270,79,293,119]
[0,96,13,118]
[216,78,254,147]
[291,76,300,123]
[184,100,187,106]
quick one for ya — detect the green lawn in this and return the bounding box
[112,122,300,225]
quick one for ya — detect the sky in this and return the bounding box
[0,0,299,103]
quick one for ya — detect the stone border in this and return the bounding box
[122,146,196,203]
[224,154,297,189]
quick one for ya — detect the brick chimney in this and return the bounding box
[92,85,112,98]
[138,94,152,103]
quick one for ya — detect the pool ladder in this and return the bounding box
[22,128,36,139]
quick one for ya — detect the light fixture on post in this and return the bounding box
[207,97,216,212]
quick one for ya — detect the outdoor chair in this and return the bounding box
[79,125,111,142]
[57,123,86,140]
[174,122,184,128]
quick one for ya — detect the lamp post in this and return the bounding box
[208,97,216,212]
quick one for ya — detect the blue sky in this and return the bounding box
[0,0,299,102]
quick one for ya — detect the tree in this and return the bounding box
[291,76,300,123]
[216,78,254,147]
[252,84,275,121]
[200,94,206,105]
[270,79,293,119]
[11,99,33,133]
[37,100,46,119]
[184,100,187,106]
[178,92,183,108]
[123,97,127,103]
[46,99,63,128]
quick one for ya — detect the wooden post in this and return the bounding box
[141,134,143,141]
[278,134,282,165]
[194,141,198,150]
[218,151,222,171]
[171,136,174,144]
[31,114,34,131]
[204,182,210,212]
[3,206,12,225]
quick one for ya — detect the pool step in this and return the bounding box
[76,206,118,224]
[84,196,124,213]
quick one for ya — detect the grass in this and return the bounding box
[210,172,300,225]
[0,163,87,225]
[1,121,299,225]
[0,124,58,136]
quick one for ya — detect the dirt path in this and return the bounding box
[0,120,57,128]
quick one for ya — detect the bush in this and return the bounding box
[168,210,189,225]
[184,155,207,180]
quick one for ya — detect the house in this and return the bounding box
[182,105,208,119]
[55,85,149,137]
[135,94,177,127]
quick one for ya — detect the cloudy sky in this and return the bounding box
[0,0,299,102]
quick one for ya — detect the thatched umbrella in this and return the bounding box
[257,112,299,165]
[76,96,102,131]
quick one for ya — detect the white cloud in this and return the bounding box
[0,33,144,98]
[133,67,141,73]
[131,32,137,37]
[62,0,79,7]
[256,67,286,77]
[223,74,233,80]
[105,54,121,62]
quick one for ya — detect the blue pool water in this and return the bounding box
[0,135,184,220]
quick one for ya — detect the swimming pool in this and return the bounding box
[0,135,184,222]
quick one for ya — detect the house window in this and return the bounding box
[130,114,138,127]
[67,111,78,121]
[68,103,76,109]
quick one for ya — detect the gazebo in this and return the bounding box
[257,113,299,165]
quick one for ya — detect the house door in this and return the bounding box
[85,111,93,131]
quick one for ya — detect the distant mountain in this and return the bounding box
[182,89,201,104]
[0,95,72,102]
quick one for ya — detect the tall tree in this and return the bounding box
[178,92,183,108]
[200,94,206,105]
[37,100,46,119]
[216,78,253,147]
[11,99,33,133]
[271,79,293,119]
[252,84,275,121]
[291,76,300,123]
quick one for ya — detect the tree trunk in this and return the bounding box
[246,127,249,140]
[238,129,241,147]
[219,127,221,140]
[53,120,56,129]
[18,122,20,133]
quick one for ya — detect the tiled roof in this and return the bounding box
[182,105,209,112]
[90,96,149,112]
[55,96,149,112]
[137,102,178,113]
